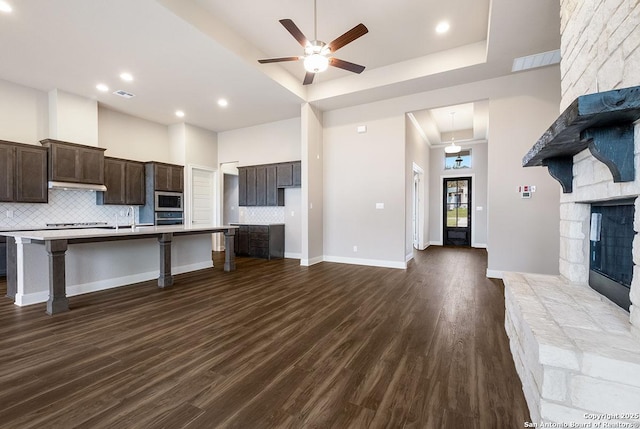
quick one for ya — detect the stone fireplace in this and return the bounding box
[504,88,640,425]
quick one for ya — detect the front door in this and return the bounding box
[443,177,471,246]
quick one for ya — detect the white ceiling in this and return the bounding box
[0,0,560,135]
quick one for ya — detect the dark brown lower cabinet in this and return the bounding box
[233,224,284,259]
[0,236,6,277]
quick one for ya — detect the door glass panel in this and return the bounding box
[446,180,469,227]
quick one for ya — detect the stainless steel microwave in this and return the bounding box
[155,191,183,211]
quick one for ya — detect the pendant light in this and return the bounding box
[444,111,461,154]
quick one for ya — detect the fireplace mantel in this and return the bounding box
[523,86,640,193]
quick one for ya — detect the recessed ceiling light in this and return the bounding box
[0,1,12,13]
[96,83,109,92]
[436,21,450,34]
[175,110,185,118]
[120,72,134,82]
[218,98,228,107]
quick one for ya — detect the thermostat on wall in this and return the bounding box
[518,185,535,198]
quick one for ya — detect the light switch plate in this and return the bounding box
[376,203,384,209]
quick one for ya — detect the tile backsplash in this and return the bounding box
[0,189,136,229]
[239,206,285,224]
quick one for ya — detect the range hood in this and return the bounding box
[48,181,107,192]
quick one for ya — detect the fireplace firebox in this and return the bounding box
[589,199,635,311]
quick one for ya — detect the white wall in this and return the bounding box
[487,72,561,276]
[185,124,218,169]
[321,66,561,273]
[301,103,324,265]
[49,89,98,146]
[0,78,49,144]
[429,142,488,247]
[218,117,301,165]
[323,107,406,268]
[98,106,171,162]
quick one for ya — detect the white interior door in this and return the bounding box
[191,168,215,226]
[413,173,419,248]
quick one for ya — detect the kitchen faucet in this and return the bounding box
[128,206,136,228]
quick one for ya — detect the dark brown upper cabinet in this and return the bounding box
[238,161,299,207]
[97,157,145,205]
[292,162,301,187]
[16,145,48,203]
[0,142,15,202]
[245,167,257,206]
[149,162,183,192]
[125,161,145,205]
[40,139,106,185]
[276,161,301,188]
[0,140,47,203]
[238,167,247,206]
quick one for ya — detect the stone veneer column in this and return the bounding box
[559,0,640,110]
[558,202,590,284]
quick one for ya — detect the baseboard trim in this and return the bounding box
[15,291,49,307]
[405,252,414,263]
[300,256,324,266]
[14,261,213,307]
[473,243,487,249]
[430,241,443,246]
[323,255,406,270]
[285,252,302,260]
[486,269,504,279]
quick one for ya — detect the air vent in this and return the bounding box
[113,89,135,99]
[512,49,561,72]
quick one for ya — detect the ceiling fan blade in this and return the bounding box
[303,72,315,85]
[329,58,366,74]
[279,19,309,47]
[327,23,368,52]
[258,56,301,64]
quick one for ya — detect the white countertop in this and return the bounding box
[0,224,238,241]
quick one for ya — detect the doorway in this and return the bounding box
[443,177,471,246]
[412,163,424,250]
[190,167,216,227]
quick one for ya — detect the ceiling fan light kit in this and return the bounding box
[257,1,368,85]
[304,54,329,73]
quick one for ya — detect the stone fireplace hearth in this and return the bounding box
[503,87,640,424]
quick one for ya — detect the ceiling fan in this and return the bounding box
[258,1,368,85]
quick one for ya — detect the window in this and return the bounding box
[444,149,471,170]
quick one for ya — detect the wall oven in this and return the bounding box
[155,211,184,225]
[155,191,183,212]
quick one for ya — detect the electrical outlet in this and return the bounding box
[353,245,358,252]
[291,211,295,216]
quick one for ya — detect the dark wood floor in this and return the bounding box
[0,247,529,428]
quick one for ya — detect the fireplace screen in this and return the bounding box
[589,200,635,311]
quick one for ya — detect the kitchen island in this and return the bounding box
[1,225,238,315]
